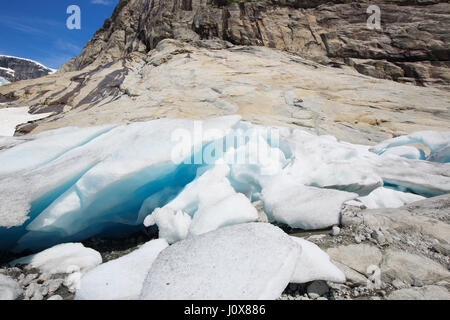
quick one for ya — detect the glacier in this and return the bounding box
[0,116,449,253]
[0,76,10,87]
[139,223,299,300]
[290,237,346,284]
[75,239,168,300]
[370,131,450,163]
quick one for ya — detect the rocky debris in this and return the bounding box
[362,208,450,246]
[307,280,329,299]
[59,1,450,90]
[371,229,386,245]
[432,243,450,256]
[0,56,54,83]
[2,191,448,301]
[0,233,152,300]
[280,194,450,300]
[330,226,340,236]
[381,249,450,285]
[388,285,450,300]
[0,265,72,300]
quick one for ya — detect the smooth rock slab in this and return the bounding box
[140,223,299,300]
[381,250,450,285]
[327,244,383,276]
[388,285,450,300]
[326,244,382,286]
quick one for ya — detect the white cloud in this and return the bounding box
[91,0,113,5]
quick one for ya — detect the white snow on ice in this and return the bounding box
[10,243,102,274]
[0,116,448,253]
[0,107,52,137]
[140,223,299,300]
[75,239,168,300]
[353,187,426,209]
[290,237,346,284]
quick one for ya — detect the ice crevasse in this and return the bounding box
[0,116,449,252]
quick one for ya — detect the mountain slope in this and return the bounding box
[0,55,55,83]
[60,0,450,90]
[1,39,449,142]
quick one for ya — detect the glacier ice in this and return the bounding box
[427,146,450,163]
[0,116,448,253]
[261,174,358,229]
[139,223,299,300]
[0,274,22,300]
[354,187,426,209]
[379,145,426,160]
[280,130,384,195]
[290,237,345,284]
[75,239,168,300]
[10,243,102,274]
[189,192,258,236]
[371,131,450,163]
[372,156,450,197]
[0,116,241,252]
[0,76,10,86]
[143,165,258,242]
[143,208,192,244]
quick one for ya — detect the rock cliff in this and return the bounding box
[61,0,450,90]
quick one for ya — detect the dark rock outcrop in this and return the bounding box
[60,0,450,90]
[0,56,54,83]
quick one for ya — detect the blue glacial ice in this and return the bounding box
[0,116,449,252]
[370,131,450,163]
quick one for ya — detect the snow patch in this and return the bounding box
[0,107,52,137]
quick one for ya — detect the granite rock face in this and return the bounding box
[0,39,450,140]
[1,39,449,141]
[60,0,450,90]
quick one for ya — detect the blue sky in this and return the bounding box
[0,0,119,69]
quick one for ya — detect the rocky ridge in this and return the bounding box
[60,0,450,90]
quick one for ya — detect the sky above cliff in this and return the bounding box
[0,0,119,69]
